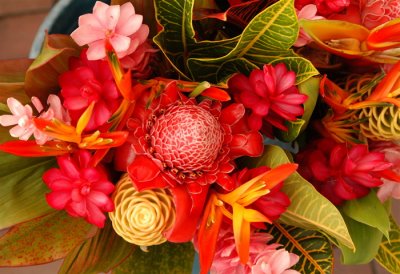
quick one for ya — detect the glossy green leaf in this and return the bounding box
[24,34,80,103]
[341,190,390,239]
[0,59,32,104]
[113,242,194,274]
[375,216,400,274]
[278,119,305,143]
[0,211,94,266]
[339,214,383,265]
[298,76,320,131]
[0,151,56,229]
[216,58,259,82]
[253,145,354,250]
[59,220,134,274]
[268,223,333,274]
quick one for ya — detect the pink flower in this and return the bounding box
[361,0,400,29]
[210,225,299,274]
[120,41,158,78]
[59,49,121,131]
[71,1,149,61]
[371,141,400,202]
[297,138,392,205]
[294,5,324,47]
[315,0,350,16]
[229,63,308,137]
[43,150,115,227]
[0,95,69,144]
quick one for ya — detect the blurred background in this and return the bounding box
[0,0,396,273]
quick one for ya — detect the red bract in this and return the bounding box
[295,0,350,16]
[229,63,307,137]
[297,138,392,205]
[116,81,263,242]
[59,50,122,131]
[43,150,115,227]
[231,166,291,222]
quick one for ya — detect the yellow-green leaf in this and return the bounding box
[375,216,400,274]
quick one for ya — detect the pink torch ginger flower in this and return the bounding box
[229,63,308,137]
[361,0,400,29]
[210,225,299,274]
[294,5,324,47]
[297,138,392,205]
[0,95,69,144]
[59,49,121,132]
[43,150,115,227]
[71,1,150,61]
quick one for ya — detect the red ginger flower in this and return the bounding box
[43,150,115,227]
[115,81,263,242]
[229,63,307,137]
[295,0,350,16]
[59,49,121,132]
[297,138,392,205]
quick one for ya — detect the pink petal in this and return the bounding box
[58,156,80,179]
[92,181,115,194]
[87,191,111,207]
[86,202,106,227]
[46,191,71,209]
[110,34,132,55]
[71,25,105,46]
[117,14,143,36]
[67,200,87,217]
[86,40,107,60]
[0,114,20,126]
[63,96,89,110]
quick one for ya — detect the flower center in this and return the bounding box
[149,104,224,173]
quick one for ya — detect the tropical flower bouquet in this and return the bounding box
[1,0,400,273]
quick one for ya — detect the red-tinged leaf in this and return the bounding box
[0,59,33,104]
[201,87,231,101]
[59,220,134,274]
[0,211,95,266]
[25,34,81,103]
[367,18,400,50]
[198,193,223,274]
[0,140,74,157]
[300,19,371,58]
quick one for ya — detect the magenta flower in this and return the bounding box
[43,150,115,227]
[71,1,149,61]
[361,0,400,29]
[297,138,392,205]
[229,63,308,137]
[59,49,121,131]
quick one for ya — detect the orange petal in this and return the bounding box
[0,140,73,157]
[76,102,95,136]
[200,87,231,101]
[258,163,298,190]
[232,203,250,265]
[367,61,400,101]
[367,18,400,50]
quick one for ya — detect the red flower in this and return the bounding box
[231,166,291,222]
[59,49,122,131]
[43,150,115,227]
[115,81,263,242]
[295,0,350,16]
[297,138,392,205]
[229,63,307,137]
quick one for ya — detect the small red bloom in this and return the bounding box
[59,49,122,131]
[297,138,392,205]
[43,150,115,227]
[229,63,308,137]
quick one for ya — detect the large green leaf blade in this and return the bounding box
[254,145,354,250]
[0,151,56,229]
[0,59,32,104]
[59,220,134,274]
[375,216,400,274]
[113,242,194,274]
[0,211,94,266]
[268,223,333,274]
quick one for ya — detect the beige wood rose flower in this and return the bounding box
[109,173,176,246]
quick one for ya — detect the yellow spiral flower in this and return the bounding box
[109,173,176,246]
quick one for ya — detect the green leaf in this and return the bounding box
[298,76,320,131]
[216,58,259,82]
[59,220,134,274]
[24,34,80,103]
[268,223,333,274]
[113,242,194,274]
[0,211,94,266]
[339,214,383,265]
[278,119,305,143]
[375,216,400,274]
[0,59,33,104]
[0,151,56,229]
[341,190,390,239]
[253,145,354,250]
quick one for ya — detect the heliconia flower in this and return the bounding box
[297,138,392,205]
[229,63,308,137]
[0,95,69,144]
[59,49,122,131]
[209,224,300,274]
[371,141,400,202]
[361,0,400,29]
[294,4,325,47]
[43,150,115,228]
[115,81,264,243]
[71,1,149,61]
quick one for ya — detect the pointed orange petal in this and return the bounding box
[243,208,271,223]
[232,203,250,265]
[198,194,223,274]
[0,140,73,157]
[260,163,298,190]
[367,18,400,50]
[368,61,400,101]
[76,102,95,136]
[33,118,79,143]
[200,87,231,101]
